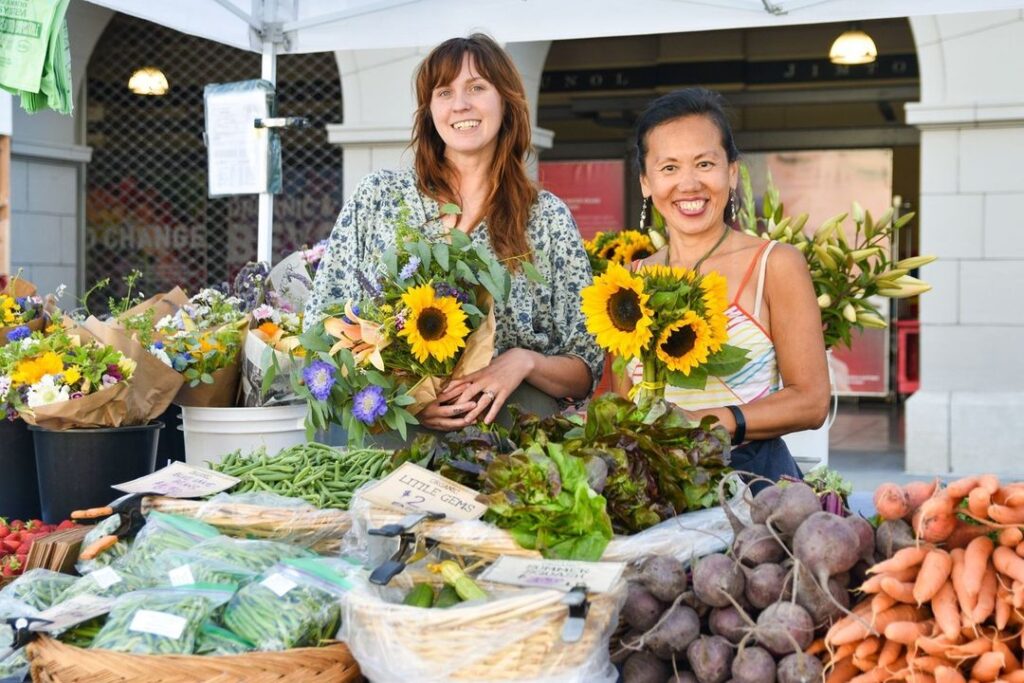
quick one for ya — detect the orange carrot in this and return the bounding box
[872,592,898,620]
[855,636,882,660]
[994,546,1024,583]
[934,665,967,683]
[1016,540,1024,558]
[916,635,960,657]
[945,476,980,500]
[807,637,827,656]
[911,656,953,674]
[947,637,993,658]
[885,620,933,644]
[971,650,1005,682]
[995,484,1024,507]
[932,580,962,640]
[878,638,904,668]
[849,670,890,683]
[995,585,1012,631]
[970,488,994,519]
[964,537,996,601]
[951,548,975,616]
[993,639,1020,674]
[906,479,941,512]
[999,527,1024,547]
[989,505,1024,525]
[978,474,1001,495]
[915,495,959,543]
[871,546,930,575]
[1006,670,1024,683]
[829,605,926,646]
[876,483,913,521]
[915,549,954,605]
[971,565,998,624]
[860,575,884,594]
[904,672,936,683]
[881,577,918,604]
[827,657,859,683]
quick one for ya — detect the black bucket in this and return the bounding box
[30,421,163,523]
[155,403,185,466]
[0,418,41,521]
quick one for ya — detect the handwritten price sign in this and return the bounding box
[361,462,487,521]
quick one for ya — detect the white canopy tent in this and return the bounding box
[82,0,1024,260]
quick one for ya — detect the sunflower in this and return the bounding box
[639,263,696,283]
[397,284,470,364]
[581,262,653,358]
[616,231,656,264]
[656,311,713,376]
[699,271,731,350]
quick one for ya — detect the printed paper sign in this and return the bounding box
[479,555,626,594]
[35,595,115,634]
[129,610,187,639]
[91,566,123,590]
[114,461,239,498]
[261,573,297,597]
[360,462,487,521]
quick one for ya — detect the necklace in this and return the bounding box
[670,225,730,272]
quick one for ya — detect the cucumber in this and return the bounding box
[434,584,462,608]
[402,582,435,608]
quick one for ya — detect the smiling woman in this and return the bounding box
[306,34,602,445]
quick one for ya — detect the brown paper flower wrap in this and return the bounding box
[109,286,189,343]
[0,278,48,347]
[171,321,248,408]
[19,317,185,430]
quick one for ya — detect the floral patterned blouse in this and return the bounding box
[305,168,603,393]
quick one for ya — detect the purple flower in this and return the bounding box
[351,385,388,425]
[101,374,118,387]
[70,391,84,400]
[5,325,30,343]
[434,282,469,303]
[252,304,275,321]
[303,360,336,401]
[104,364,123,382]
[399,256,421,280]
[341,304,361,325]
[394,311,406,332]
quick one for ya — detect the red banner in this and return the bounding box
[538,160,625,240]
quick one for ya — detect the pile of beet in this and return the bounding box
[613,479,878,683]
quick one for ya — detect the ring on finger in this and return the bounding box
[482,389,496,401]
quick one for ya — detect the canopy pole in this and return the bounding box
[257,11,277,265]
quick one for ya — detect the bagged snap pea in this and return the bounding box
[117,511,221,575]
[57,566,149,602]
[89,584,236,655]
[221,558,354,651]
[145,549,257,588]
[0,569,77,611]
[189,536,315,574]
[195,622,255,656]
[0,595,37,678]
[76,514,129,574]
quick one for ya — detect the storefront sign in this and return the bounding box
[361,462,487,521]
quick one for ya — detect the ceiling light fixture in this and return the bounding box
[829,26,878,65]
[128,67,169,95]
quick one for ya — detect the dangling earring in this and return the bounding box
[728,190,738,224]
[639,197,649,228]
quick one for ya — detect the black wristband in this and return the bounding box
[725,404,746,445]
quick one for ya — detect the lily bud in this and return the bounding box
[856,312,888,329]
[817,293,832,309]
[843,303,857,322]
[648,230,667,250]
[895,254,937,270]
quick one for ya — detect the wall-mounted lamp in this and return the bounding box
[829,27,878,65]
[128,67,169,95]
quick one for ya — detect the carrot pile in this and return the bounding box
[821,475,1024,683]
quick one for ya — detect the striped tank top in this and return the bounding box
[628,240,781,411]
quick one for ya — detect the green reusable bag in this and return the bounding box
[0,0,73,114]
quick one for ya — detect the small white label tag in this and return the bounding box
[91,566,122,590]
[261,573,297,597]
[479,556,626,594]
[114,461,240,498]
[360,461,487,520]
[129,610,187,639]
[168,565,195,587]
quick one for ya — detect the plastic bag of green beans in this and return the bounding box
[0,569,77,611]
[145,549,258,588]
[189,536,316,574]
[89,584,236,655]
[195,621,255,655]
[57,566,149,602]
[76,514,129,574]
[117,511,221,575]
[221,558,355,651]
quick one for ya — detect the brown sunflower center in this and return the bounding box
[631,247,653,261]
[417,307,448,341]
[661,324,697,358]
[607,288,642,332]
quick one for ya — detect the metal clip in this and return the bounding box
[0,616,52,660]
[560,585,590,643]
[368,534,440,586]
[367,511,445,538]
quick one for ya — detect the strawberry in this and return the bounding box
[3,537,21,554]
[1,556,20,577]
[56,520,76,531]
[19,532,34,552]
[9,519,24,531]
[0,518,8,539]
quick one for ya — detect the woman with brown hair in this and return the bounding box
[306,34,601,437]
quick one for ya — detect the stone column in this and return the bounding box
[904,10,1024,475]
[327,41,553,200]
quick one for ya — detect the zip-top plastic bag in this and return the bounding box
[89,583,236,655]
[76,513,129,574]
[145,549,258,589]
[221,557,355,651]
[188,536,316,574]
[57,565,150,602]
[195,622,255,656]
[0,569,76,611]
[116,510,221,576]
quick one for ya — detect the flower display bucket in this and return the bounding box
[179,404,308,468]
[30,422,162,523]
[0,418,42,520]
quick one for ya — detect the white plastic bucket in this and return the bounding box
[781,350,838,472]
[179,404,308,468]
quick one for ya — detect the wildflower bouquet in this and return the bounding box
[584,226,665,275]
[241,303,305,406]
[298,206,520,445]
[736,165,936,350]
[581,262,749,410]
[0,277,48,347]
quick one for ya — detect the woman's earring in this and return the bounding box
[639,197,649,228]
[729,191,738,223]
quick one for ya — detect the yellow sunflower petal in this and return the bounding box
[656,311,713,376]
[580,262,653,358]
[397,284,470,364]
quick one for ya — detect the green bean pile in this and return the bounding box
[1,570,76,611]
[222,572,341,651]
[190,537,315,574]
[90,591,224,655]
[195,622,254,656]
[57,568,147,602]
[146,550,256,588]
[212,443,392,510]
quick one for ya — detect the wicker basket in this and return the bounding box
[342,580,624,682]
[26,636,362,683]
[142,496,351,554]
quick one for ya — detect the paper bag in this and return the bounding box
[239,332,301,407]
[173,358,242,408]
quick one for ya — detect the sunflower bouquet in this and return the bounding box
[297,205,519,445]
[584,227,665,275]
[581,261,749,409]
